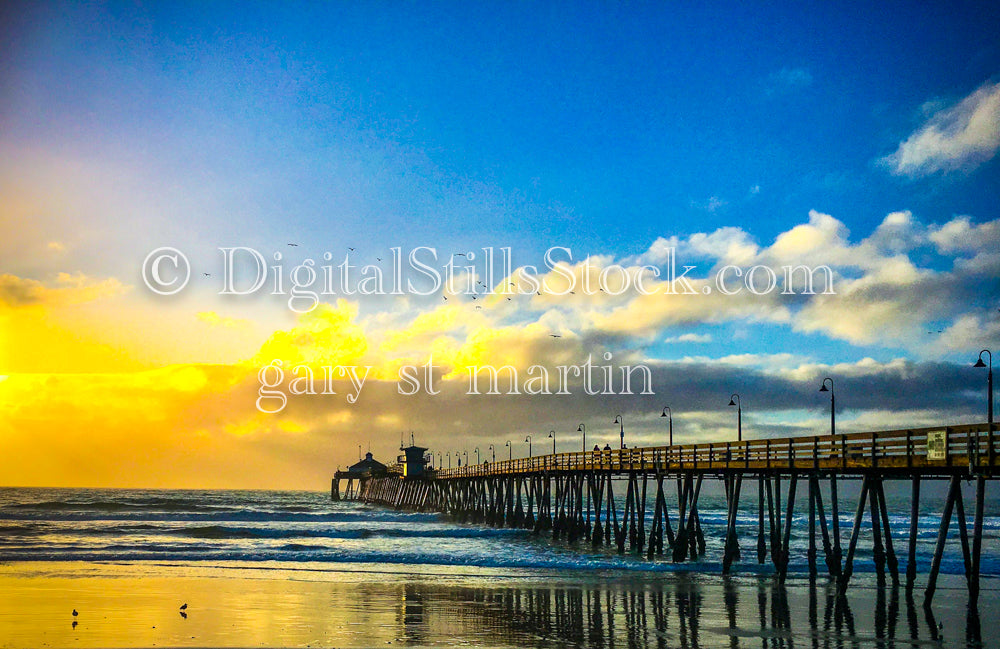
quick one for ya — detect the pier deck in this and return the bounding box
[338,422,997,607]
[434,423,995,477]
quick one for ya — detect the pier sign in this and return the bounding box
[927,430,948,461]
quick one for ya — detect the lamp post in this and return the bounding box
[358,444,362,460]
[548,430,556,455]
[447,452,452,469]
[974,350,994,425]
[455,451,461,468]
[437,452,442,469]
[578,423,586,451]
[505,440,512,461]
[819,378,835,436]
[525,435,532,458]
[660,407,673,446]
[488,444,496,463]
[974,350,993,470]
[614,415,624,449]
[817,378,841,569]
[728,394,742,442]
[462,451,468,467]
[474,447,480,464]
[972,350,993,604]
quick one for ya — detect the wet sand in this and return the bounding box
[0,561,994,648]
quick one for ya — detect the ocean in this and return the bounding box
[0,485,997,647]
[3,484,998,574]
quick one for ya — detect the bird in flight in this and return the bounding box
[180,604,188,611]
[348,247,355,251]
[287,243,298,247]
[203,273,211,277]
[550,334,561,338]
[455,253,466,257]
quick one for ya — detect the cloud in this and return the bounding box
[928,215,1000,255]
[664,333,712,344]
[882,80,1000,177]
[6,209,1000,487]
[639,226,759,267]
[197,311,253,330]
[571,210,1000,352]
[253,300,370,369]
[928,313,1000,355]
[0,272,128,308]
[5,352,985,488]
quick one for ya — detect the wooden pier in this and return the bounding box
[339,422,997,605]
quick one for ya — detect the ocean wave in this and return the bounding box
[0,510,440,524]
[0,546,993,577]
[7,499,237,513]
[0,523,42,536]
[172,524,525,541]
[2,487,998,579]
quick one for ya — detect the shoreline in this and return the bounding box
[0,561,994,648]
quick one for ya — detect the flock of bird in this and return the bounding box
[70,603,189,628]
[200,245,570,331]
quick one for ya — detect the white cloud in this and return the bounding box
[882,80,1000,177]
[929,215,1000,254]
[927,313,1000,355]
[664,333,712,344]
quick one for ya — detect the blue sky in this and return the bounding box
[2,1,999,486]
[6,2,998,248]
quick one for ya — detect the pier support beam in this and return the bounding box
[906,477,920,590]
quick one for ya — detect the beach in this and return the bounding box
[0,561,992,648]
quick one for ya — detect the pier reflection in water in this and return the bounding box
[395,576,986,649]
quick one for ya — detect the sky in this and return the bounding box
[1,1,999,489]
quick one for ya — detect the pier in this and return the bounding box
[336,422,997,605]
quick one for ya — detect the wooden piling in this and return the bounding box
[925,475,960,605]
[906,477,920,589]
[722,474,743,573]
[971,475,985,605]
[757,475,766,564]
[838,474,870,595]
[808,475,817,578]
[875,478,899,583]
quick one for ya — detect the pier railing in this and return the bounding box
[435,422,996,478]
[349,420,997,607]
